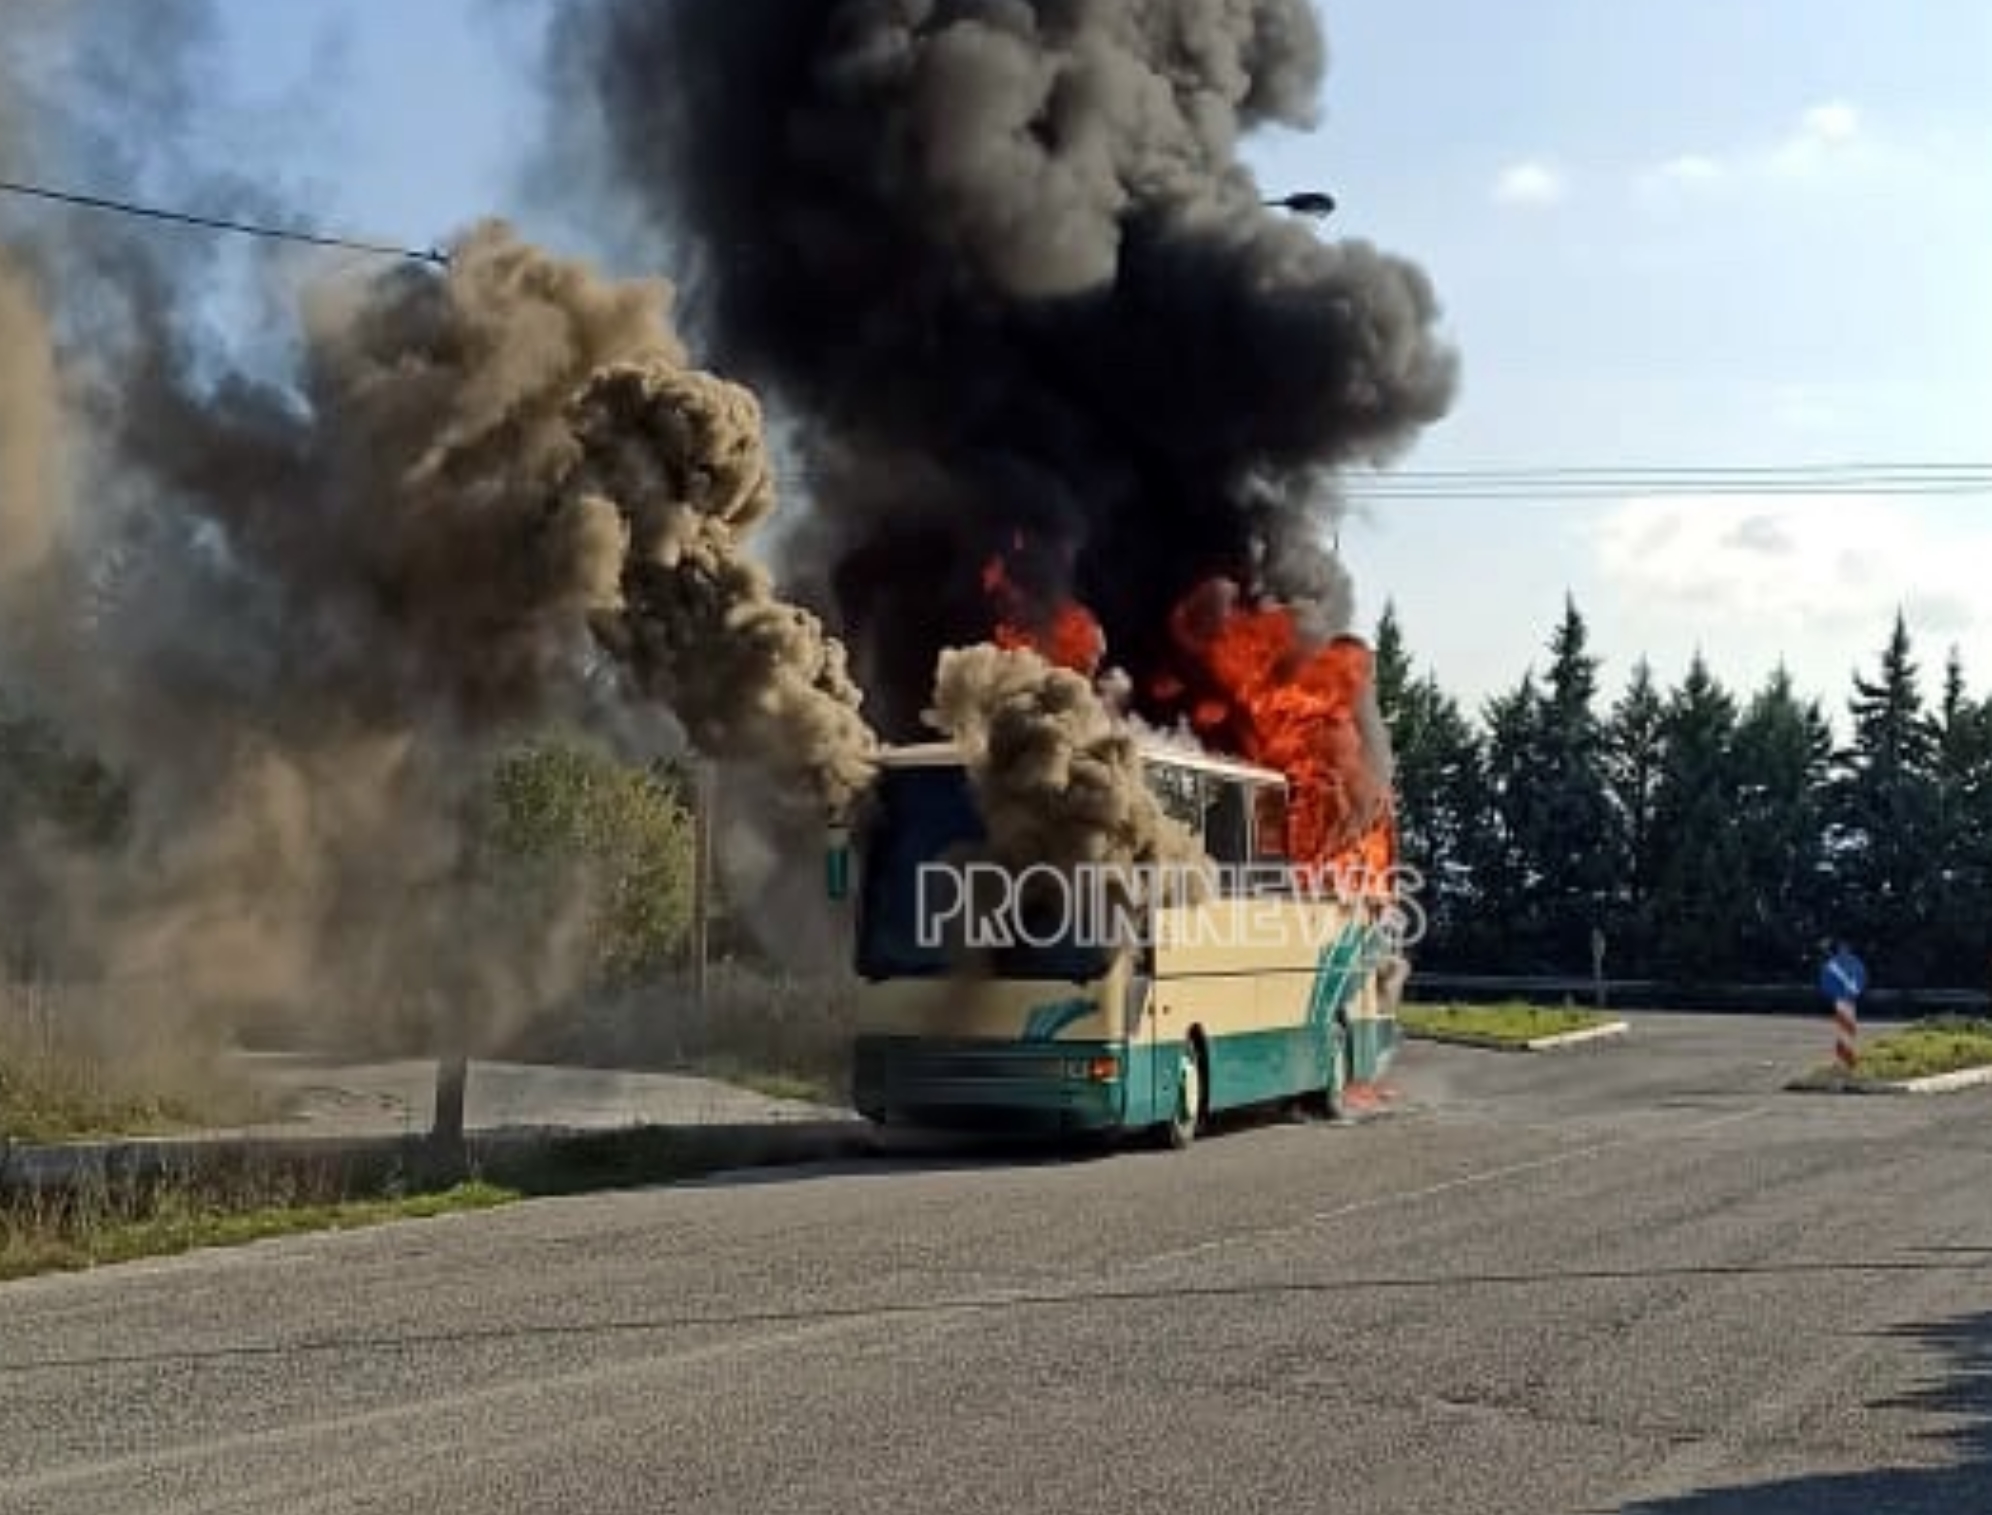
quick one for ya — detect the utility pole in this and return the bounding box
[692,760,716,1015]
[431,1050,468,1174]
[425,858,469,1176]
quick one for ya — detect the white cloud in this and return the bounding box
[1765,99,1868,181]
[1655,152,1724,187]
[1905,590,1975,637]
[1722,513,1795,556]
[1492,159,1566,207]
[1565,495,1992,721]
[1638,99,1883,198]
[1590,495,1987,647]
[1798,101,1861,145]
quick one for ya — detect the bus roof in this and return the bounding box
[875,738,1287,789]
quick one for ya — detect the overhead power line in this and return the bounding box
[0,175,448,266]
[1348,461,1992,495]
[1314,461,1992,501]
[1353,462,1992,479]
[771,461,1992,502]
[1354,461,1992,477]
[1345,488,1992,501]
[1348,480,1992,500]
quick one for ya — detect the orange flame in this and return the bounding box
[980,538,1106,677]
[1164,579,1395,894]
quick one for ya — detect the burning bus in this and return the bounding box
[840,732,1407,1146]
[834,574,1411,1147]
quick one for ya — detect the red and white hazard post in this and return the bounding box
[1819,947,1867,1075]
[1833,996,1858,1072]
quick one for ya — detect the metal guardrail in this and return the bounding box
[1404,973,1992,1018]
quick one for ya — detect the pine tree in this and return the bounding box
[1369,605,1486,966]
[1730,665,1833,978]
[1831,612,1942,985]
[1394,674,1487,965]
[1648,655,1744,980]
[1605,658,1667,966]
[1373,601,1413,729]
[1510,597,1618,970]
[1476,672,1546,966]
[1931,647,1992,984]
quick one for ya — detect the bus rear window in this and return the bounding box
[854,767,984,979]
[854,765,1113,982]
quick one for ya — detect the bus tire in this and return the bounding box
[1166,1039,1203,1150]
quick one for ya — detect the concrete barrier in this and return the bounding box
[0,1120,881,1196]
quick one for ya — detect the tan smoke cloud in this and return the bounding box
[1,215,875,1049]
[567,359,878,816]
[0,254,58,589]
[924,643,1205,877]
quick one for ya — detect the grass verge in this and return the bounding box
[1401,1001,1622,1048]
[1789,1015,1992,1090]
[2,1169,517,1283]
[3,1121,869,1284]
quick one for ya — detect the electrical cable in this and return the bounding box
[0,175,447,266]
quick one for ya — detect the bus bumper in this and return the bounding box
[851,1035,1128,1133]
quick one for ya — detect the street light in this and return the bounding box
[1264,189,1337,219]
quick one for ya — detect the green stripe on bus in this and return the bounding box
[1021,997,1096,1042]
[1308,922,1368,1028]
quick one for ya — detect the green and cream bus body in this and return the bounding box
[843,741,1406,1146]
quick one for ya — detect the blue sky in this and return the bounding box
[192,0,1992,722]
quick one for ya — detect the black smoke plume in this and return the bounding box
[547,0,1458,739]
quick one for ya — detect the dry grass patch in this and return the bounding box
[1790,1016,1992,1090]
[3,981,274,1143]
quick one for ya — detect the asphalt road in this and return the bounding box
[5,1012,1992,1514]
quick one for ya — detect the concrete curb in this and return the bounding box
[1787,1062,1992,1097]
[1405,1019,1630,1054]
[1898,1064,1992,1094]
[0,1119,878,1193]
[1523,1021,1631,1051]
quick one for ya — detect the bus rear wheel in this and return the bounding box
[1166,1042,1203,1150]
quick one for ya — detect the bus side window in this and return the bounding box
[1205,781,1251,868]
[1145,765,1206,848]
[1254,788,1290,860]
